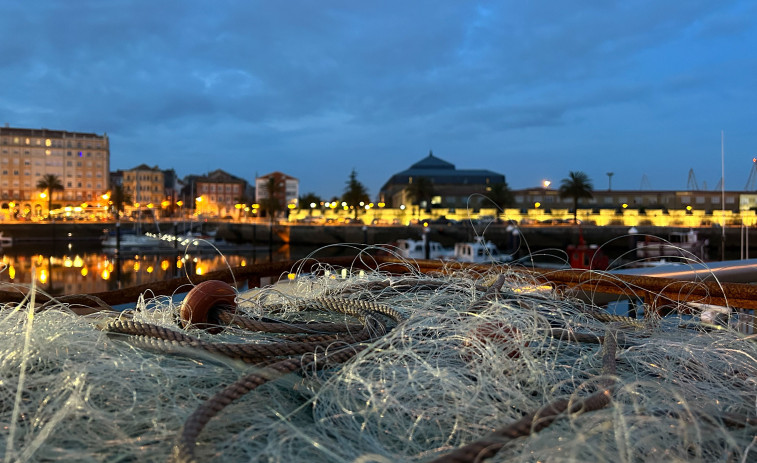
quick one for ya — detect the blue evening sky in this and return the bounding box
[1,1,755,199]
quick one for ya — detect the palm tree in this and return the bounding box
[36,174,64,219]
[405,176,435,213]
[110,184,133,219]
[485,181,514,218]
[342,169,370,219]
[559,171,594,223]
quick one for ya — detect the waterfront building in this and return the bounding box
[120,164,166,207]
[513,187,756,213]
[379,152,505,209]
[0,125,109,217]
[194,169,249,217]
[255,171,299,213]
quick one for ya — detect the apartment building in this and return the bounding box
[120,164,166,206]
[194,169,249,217]
[255,171,299,214]
[0,126,109,213]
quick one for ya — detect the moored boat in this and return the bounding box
[450,237,512,264]
[636,229,708,259]
[394,238,451,260]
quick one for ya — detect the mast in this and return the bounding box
[721,130,725,260]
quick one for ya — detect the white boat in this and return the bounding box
[102,233,165,253]
[636,229,708,259]
[395,238,450,260]
[0,232,12,247]
[451,237,512,264]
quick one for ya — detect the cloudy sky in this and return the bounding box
[2,1,755,199]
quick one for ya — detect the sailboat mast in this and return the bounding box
[721,130,725,260]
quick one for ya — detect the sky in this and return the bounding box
[2,1,756,200]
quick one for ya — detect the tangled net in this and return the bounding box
[1,257,756,463]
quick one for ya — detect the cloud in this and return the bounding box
[1,0,755,197]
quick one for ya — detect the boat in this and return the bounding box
[636,229,708,259]
[102,233,166,253]
[566,227,609,270]
[394,238,451,260]
[451,237,512,264]
[567,235,609,270]
[0,232,12,247]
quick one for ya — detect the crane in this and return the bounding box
[745,158,757,191]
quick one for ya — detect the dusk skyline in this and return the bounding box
[2,1,755,199]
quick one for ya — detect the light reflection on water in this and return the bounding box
[0,242,343,295]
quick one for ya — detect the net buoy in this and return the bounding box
[180,280,237,332]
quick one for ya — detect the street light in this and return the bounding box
[542,180,551,189]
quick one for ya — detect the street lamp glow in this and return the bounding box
[534,202,541,208]
[543,180,551,189]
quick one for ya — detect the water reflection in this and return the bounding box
[0,242,307,295]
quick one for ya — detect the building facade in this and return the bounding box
[120,164,166,206]
[195,169,249,217]
[512,188,750,212]
[255,172,299,214]
[0,126,109,216]
[379,152,505,209]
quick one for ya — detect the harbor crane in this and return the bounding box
[745,158,757,191]
[687,168,699,191]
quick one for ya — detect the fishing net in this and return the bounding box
[0,256,755,463]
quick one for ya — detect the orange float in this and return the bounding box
[180,280,237,332]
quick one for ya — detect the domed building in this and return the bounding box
[379,151,505,209]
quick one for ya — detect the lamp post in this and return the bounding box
[607,172,614,191]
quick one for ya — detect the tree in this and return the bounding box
[299,192,322,216]
[559,171,594,223]
[405,176,435,213]
[342,169,370,219]
[485,181,514,218]
[36,174,64,219]
[110,184,133,219]
[261,177,283,221]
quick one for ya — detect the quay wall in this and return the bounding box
[213,222,741,260]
